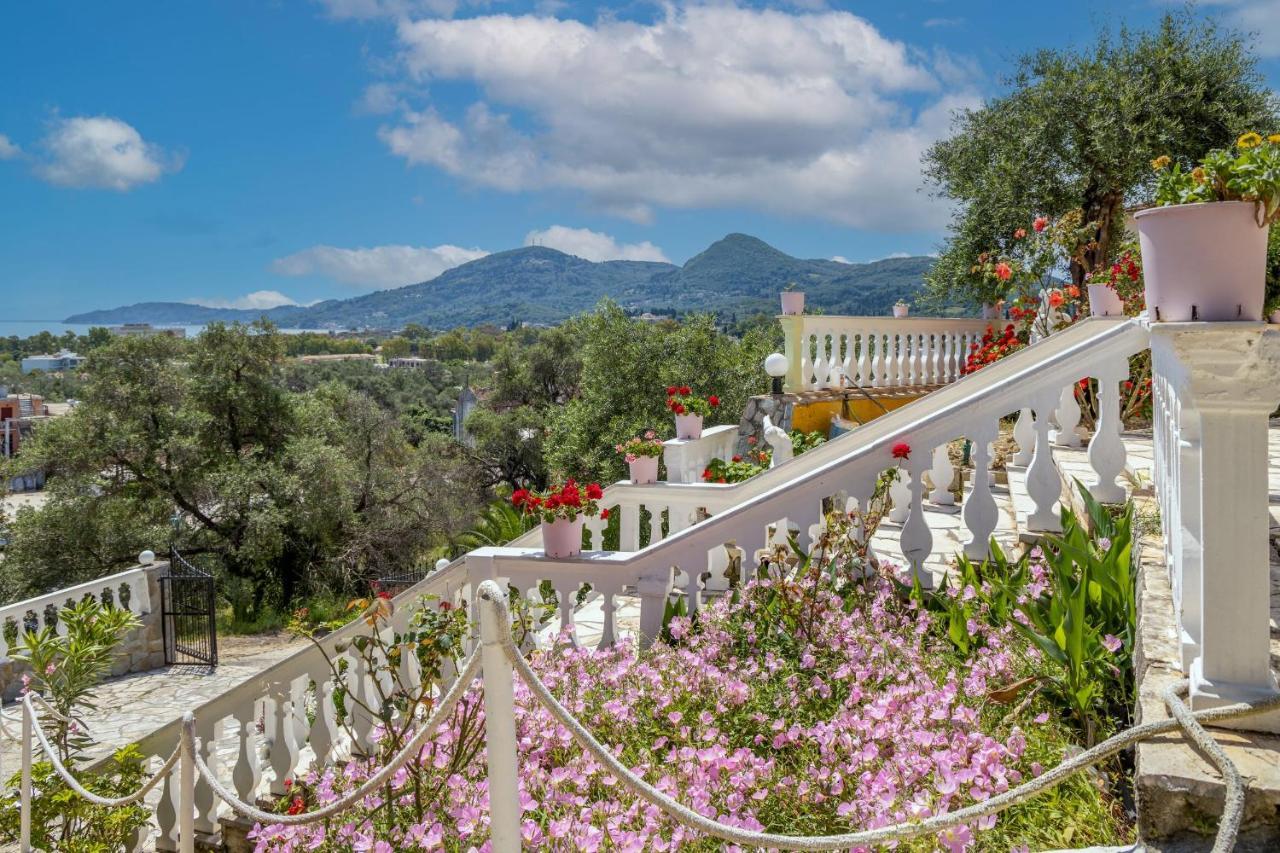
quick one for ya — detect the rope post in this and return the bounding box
[19,697,32,853]
[179,713,196,853]
[477,577,521,853]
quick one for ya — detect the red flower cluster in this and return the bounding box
[665,385,720,417]
[512,479,605,522]
[963,323,1026,375]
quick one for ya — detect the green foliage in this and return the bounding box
[702,431,826,483]
[1152,133,1280,224]
[922,483,1137,744]
[2,324,488,618]
[453,499,536,553]
[925,11,1278,302]
[0,746,151,852]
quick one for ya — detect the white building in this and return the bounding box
[109,323,187,339]
[20,350,85,374]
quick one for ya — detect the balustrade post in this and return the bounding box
[179,714,195,853]
[1052,383,1083,447]
[1087,363,1129,503]
[779,315,805,392]
[477,580,522,853]
[899,453,934,588]
[636,565,674,648]
[19,698,31,853]
[1151,323,1280,731]
[1026,391,1063,533]
[928,444,955,505]
[963,422,999,559]
[1012,407,1035,465]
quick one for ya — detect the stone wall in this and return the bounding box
[0,563,169,701]
[735,394,796,457]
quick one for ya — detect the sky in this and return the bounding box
[1,1,1278,321]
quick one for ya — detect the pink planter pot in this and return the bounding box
[628,454,659,484]
[674,413,704,439]
[981,303,1000,320]
[780,291,805,315]
[892,305,909,318]
[541,516,585,558]
[1087,284,1125,317]
[1135,201,1268,322]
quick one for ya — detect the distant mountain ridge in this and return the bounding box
[66,234,941,329]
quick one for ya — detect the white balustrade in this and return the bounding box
[1151,323,1280,732]
[963,421,999,559]
[779,315,993,392]
[0,565,155,659]
[662,425,739,484]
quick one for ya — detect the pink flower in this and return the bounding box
[1102,634,1123,653]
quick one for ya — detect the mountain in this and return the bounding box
[66,234,941,329]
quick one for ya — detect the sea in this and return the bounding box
[0,321,337,339]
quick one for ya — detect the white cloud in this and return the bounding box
[1202,1,1280,57]
[372,6,976,230]
[316,0,459,20]
[0,134,20,160]
[37,116,182,190]
[831,256,851,264]
[189,290,301,310]
[524,225,669,263]
[271,243,488,288]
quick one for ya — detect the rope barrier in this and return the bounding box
[189,647,482,826]
[11,582,1280,851]
[21,693,181,809]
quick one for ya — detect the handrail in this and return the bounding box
[0,564,156,658]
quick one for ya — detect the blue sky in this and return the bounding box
[2,1,1277,321]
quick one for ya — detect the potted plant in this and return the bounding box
[665,385,720,439]
[616,431,663,484]
[893,299,910,318]
[1140,133,1280,321]
[512,479,604,558]
[780,281,805,315]
[980,301,1002,320]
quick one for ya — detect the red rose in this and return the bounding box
[891,442,911,460]
[585,483,603,500]
[708,395,720,407]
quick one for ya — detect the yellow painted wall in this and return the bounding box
[790,393,925,435]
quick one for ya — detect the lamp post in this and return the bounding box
[764,352,788,396]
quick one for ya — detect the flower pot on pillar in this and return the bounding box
[1135,201,1268,322]
[892,303,909,318]
[628,455,659,484]
[780,291,805,315]
[541,517,586,559]
[674,413,703,440]
[1087,284,1125,317]
[981,303,1000,320]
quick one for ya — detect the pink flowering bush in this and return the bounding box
[252,547,1127,851]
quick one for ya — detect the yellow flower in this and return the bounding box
[1191,166,1206,184]
[1269,134,1280,144]
[1238,132,1263,149]
[1151,155,1171,171]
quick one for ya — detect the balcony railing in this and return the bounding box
[779,314,995,392]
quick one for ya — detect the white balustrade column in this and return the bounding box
[963,422,999,559]
[1012,408,1035,466]
[1151,324,1280,732]
[899,453,934,588]
[1175,408,1203,673]
[476,580,522,853]
[1052,382,1083,448]
[1087,363,1129,503]
[928,444,955,506]
[1026,391,1064,533]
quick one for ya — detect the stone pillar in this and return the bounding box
[1151,323,1280,731]
[779,314,804,393]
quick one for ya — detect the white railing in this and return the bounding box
[0,566,154,660]
[662,424,738,483]
[779,314,995,392]
[1151,322,1280,732]
[45,316,1158,849]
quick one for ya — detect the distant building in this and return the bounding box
[453,386,479,447]
[20,351,84,374]
[1,393,46,458]
[296,353,378,364]
[388,357,431,369]
[109,323,187,339]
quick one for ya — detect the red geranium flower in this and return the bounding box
[287,796,305,815]
[600,508,610,520]
[1033,216,1048,232]
[731,454,742,462]
[995,262,1012,282]
[708,395,720,407]
[666,386,677,396]
[511,488,529,507]
[586,483,603,500]
[673,403,686,415]
[679,385,691,395]
[891,442,911,460]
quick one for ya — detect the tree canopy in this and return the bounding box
[924,11,1278,304]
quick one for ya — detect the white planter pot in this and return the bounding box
[541,516,585,559]
[893,305,909,318]
[628,455,659,484]
[1135,201,1268,322]
[674,413,704,440]
[780,291,805,315]
[1087,284,1125,317]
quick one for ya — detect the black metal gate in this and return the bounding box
[161,549,218,666]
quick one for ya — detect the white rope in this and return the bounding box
[478,584,1280,851]
[21,693,181,809]
[189,647,482,826]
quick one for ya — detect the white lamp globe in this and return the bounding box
[764,353,789,378]
[435,558,451,571]
[138,550,156,565]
